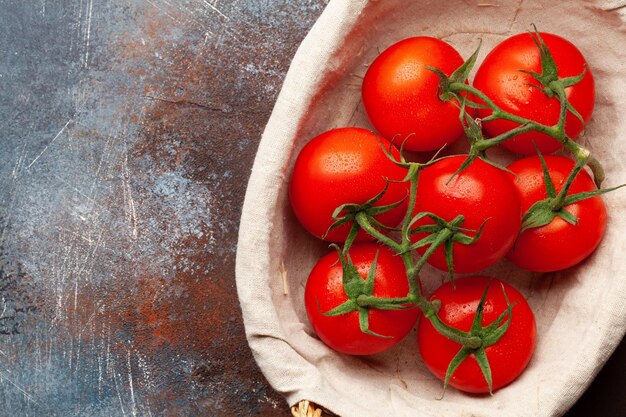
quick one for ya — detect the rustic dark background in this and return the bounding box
[0,0,623,416]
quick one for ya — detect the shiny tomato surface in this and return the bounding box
[362,37,466,151]
[289,127,409,242]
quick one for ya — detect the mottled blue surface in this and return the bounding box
[0,1,327,415]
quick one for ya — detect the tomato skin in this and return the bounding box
[418,276,537,393]
[362,37,466,152]
[473,32,594,155]
[412,156,521,273]
[289,127,409,242]
[506,155,607,272]
[304,244,419,355]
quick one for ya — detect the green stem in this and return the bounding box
[450,82,567,140]
[549,154,587,210]
[562,130,605,187]
[401,173,421,295]
[475,123,536,151]
[354,212,403,253]
[549,80,568,136]
[356,294,413,308]
[450,81,605,186]
[415,230,453,267]
[423,307,482,349]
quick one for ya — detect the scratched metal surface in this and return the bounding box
[0,0,327,415]
[0,0,623,416]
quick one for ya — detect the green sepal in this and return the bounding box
[366,196,407,216]
[470,277,492,334]
[478,155,515,175]
[363,249,379,296]
[537,149,557,198]
[482,284,516,347]
[565,93,586,129]
[460,100,483,145]
[447,154,478,185]
[434,279,516,398]
[342,222,360,253]
[556,208,579,226]
[331,246,378,300]
[440,346,473,399]
[427,66,451,100]
[560,68,587,89]
[518,26,588,133]
[521,28,559,87]
[330,181,391,220]
[559,69,588,130]
[561,183,626,206]
[358,307,391,338]
[453,218,488,246]
[429,41,481,103]
[452,104,480,178]
[474,347,494,395]
[520,199,559,232]
[324,178,406,241]
[450,41,481,85]
[408,232,441,251]
[323,299,358,317]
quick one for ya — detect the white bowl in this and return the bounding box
[236,1,626,416]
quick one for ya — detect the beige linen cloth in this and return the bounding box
[236,1,626,416]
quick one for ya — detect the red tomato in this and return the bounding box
[304,243,419,355]
[412,156,521,273]
[506,155,607,272]
[362,37,466,152]
[473,32,594,155]
[289,127,409,242]
[418,276,537,393]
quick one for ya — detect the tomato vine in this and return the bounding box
[295,27,621,395]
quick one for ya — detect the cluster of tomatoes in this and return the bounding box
[288,30,613,394]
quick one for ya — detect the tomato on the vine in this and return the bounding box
[506,155,607,272]
[411,156,521,273]
[418,276,536,394]
[304,243,419,355]
[289,127,409,242]
[362,37,467,152]
[473,32,595,155]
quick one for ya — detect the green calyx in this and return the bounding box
[409,213,488,286]
[321,246,414,338]
[428,40,481,103]
[516,29,591,173]
[325,180,406,250]
[520,150,625,234]
[519,27,587,131]
[438,279,516,397]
